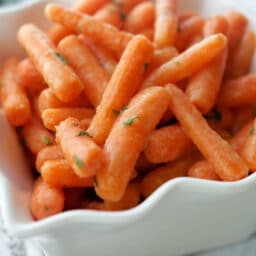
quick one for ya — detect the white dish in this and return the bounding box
[0,0,256,255]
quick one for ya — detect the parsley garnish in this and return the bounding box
[73,155,84,169]
[122,106,128,111]
[78,130,92,137]
[143,62,149,73]
[250,126,255,136]
[112,109,120,116]
[93,176,98,187]
[123,115,139,126]
[54,52,69,65]
[205,109,222,122]
[42,137,53,145]
[44,206,49,212]
[174,61,181,66]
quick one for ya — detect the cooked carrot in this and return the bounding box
[41,159,94,188]
[154,0,177,47]
[64,188,88,210]
[178,10,198,23]
[143,34,227,88]
[166,84,248,181]
[124,2,155,34]
[48,24,73,46]
[175,16,205,52]
[217,74,256,108]
[58,35,110,107]
[0,58,31,126]
[30,178,64,220]
[31,93,42,120]
[36,145,63,172]
[214,127,232,142]
[23,117,55,154]
[18,24,84,102]
[140,28,154,41]
[42,108,94,131]
[188,160,220,181]
[114,0,146,13]
[17,58,46,93]
[95,86,169,201]
[88,35,153,145]
[135,154,156,173]
[141,153,198,198]
[144,124,193,164]
[203,15,229,37]
[45,4,133,58]
[56,117,105,178]
[88,183,140,211]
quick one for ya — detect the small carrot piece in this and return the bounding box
[58,35,110,107]
[30,178,64,220]
[166,84,248,181]
[88,35,153,145]
[143,34,227,88]
[0,58,31,126]
[178,11,198,23]
[135,154,156,173]
[56,117,105,178]
[41,159,94,188]
[95,86,169,201]
[144,124,193,164]
[140,28,154,41]
[154,0,178,47]
[114,0,146,13]
[42,108,94,131]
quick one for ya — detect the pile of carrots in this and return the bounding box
[0,0,255,220]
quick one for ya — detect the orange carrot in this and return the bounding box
[88,35,153,145]
[178,10,198,23]
[140,28,154,41]
[113,0,146,13]
[135,154,156,173]
[31,93,42,120]
[166,84,248,181]
[0,58,31,126]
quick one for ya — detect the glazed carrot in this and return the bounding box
[48,24,73,46]
[58,35,110,107]
[217,74,256,108]
[214,128,232,142]
[41,159,94,188]
[31,93,42,120]
[141,153,198,198]
[45,4,133,58]
[95,87,169,201]
[159,108,174,125]
[18,24,84,102]
[144,124,193,164]
[88,183,140,211]
[124,2,155,34]
[94,3,123,29]
[143,34,227,88]
[175,16,205,52]
[0,58,31,126]
[36,145,63,172]
[23,117,55,154]
[88,35,154,145]
[56,117,105,178]
[188,160,220,181]
[30,178,64,220]
[17,58,46,93]
[203,15,229,37]
[166,84,248,181]
[178,11,198,23]
[135,154,156,173]
[141,28,154,41]
[154,0,177,47]
[42,108,94,131]
[225,30,255,79]
[114,0,146,13]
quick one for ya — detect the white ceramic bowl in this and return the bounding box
[0,0,256,255]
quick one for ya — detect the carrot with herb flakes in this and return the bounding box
[58,35,110,107]
[95,86,169,202]
[42,108,94,131]
[88,35,153,145]
[30,178,64,220]
[0,58,31,126]
[45,4,133,58]
[154,0,177,48]
[143,34,227,88]
[56,117,105,178]
[18,24,84,102]
[144,124,193,164]
[166,84,248,181]
[41,159,94,188]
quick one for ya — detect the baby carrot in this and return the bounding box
[95,86,169,201]
[143,34,227,88]
[113,0,146,13]
[18,24,84,102]
[154,0,177,47]
[41,159,94,188]
[42,108,94,131]
[0,58,31,126]
[30,178,64,220]
[140,28,154,41]
[166,84,248,181]
[144,124,193,164]
[56,117,105,178]
[58,35,110,107]
[88,35,153,145]
[178,11,198,23]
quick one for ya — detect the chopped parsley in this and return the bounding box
[143,62,149,73]
[122,106,128,111]
[93,176,98,187]
[73,155,84,169]
[205,109,222,122]
[42,137,53,145]
[78,130,92,137]
[44,206,49,212]
[112,109,120,116]
[123,115,140,126]
[250,126,255,136]
[54,52,69,65]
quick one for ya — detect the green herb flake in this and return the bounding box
[143,62,149,73]
[93,176,98,187]
[122,106,128,111]
[54,52,69,65]
[44,206,49,212]
[78,130,92,137]
[42,137,53,145]
[250,126,255,136]
[73,155,84,169]
[205,109,222,122]
[120,11,127,21]
[112,109,120,116]
[174,61,181,66]
[123,115,140,127]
